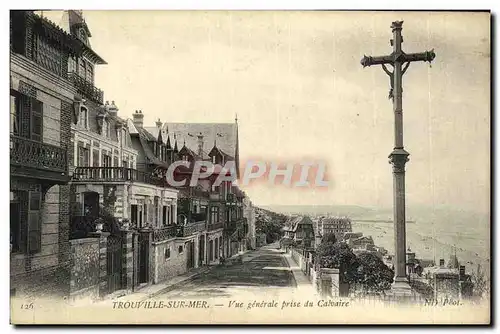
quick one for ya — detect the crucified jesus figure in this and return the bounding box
[381,62,411,100]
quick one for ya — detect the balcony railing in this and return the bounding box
[153,225,177,242]
[73,167,167,187]
[10,135,67,173]
[207,222,223,231]
[176,221,207,237]
[68,72,104,105]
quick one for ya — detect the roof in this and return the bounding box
[320,217,352,225]
[160,122,238,160]
[31,11,106,64]
[283,215,314,233]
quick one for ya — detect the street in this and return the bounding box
[157,244,300,300]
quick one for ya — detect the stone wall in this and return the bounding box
[152,239,188,283]
[69,238,101,304]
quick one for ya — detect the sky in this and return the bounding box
[44,10,490,212]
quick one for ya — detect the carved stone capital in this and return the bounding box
[388,148,410,173]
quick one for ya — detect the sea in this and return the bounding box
[263,205,491,278]
[351,208,490,278]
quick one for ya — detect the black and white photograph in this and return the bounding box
[8,9,490,324]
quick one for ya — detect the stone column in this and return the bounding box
[89,232,109,298]
[120,229,134,292]
[194,235,200,268]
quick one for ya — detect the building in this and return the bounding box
[158,120,246,261]
[423,258,474,301]
[282,216,315,248]
[10,10,87,299]
[243,195,256,250]
[318,217,352,241]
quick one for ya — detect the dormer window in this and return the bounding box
[102,119,109,138]
[79,106,88,129]
[78,28,89,44]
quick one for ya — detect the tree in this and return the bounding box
[355,252,394,295]
[471,264,489,299]
[321,233,337,244]
[316,241,359,284]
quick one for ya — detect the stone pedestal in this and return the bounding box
[320,268,340,297]
[121,230,135,292]
[391,277,413,296]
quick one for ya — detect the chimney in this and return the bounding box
[156,118,162,128]
[133,110,144,129]
[197,132,204,157]
[459,266,466,279]
[439,259,445,267]
[106,100,119,117]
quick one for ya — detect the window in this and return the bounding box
[122,129,127,146]
[79,106,88,128]
[34,35,63,77]
[30,97,43,142]
[178,245,184,254]
[165,247,171,260]
[10,192,20,253]
[10,94,19,135]
[102,153,111,167]
[92,149,100,167]
[210,206,219,224]
[78,58,86,78]
[77,146,90,167]
[215,238,219,259]
[68,56,77,74]
[28,190,42,254]
[102,120,109,138]
[162,206,167,225]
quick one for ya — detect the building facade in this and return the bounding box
[10,10,85,299]
[318,217,352,242]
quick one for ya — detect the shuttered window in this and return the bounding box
[30,98,43,142]
[27,191,42,254]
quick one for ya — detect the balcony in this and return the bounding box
[73,167,167,187]
[152,225,177,243]
[68,72,104,105]
[10,135,68,183]
[176,221,207,237]
[207,222,223,231]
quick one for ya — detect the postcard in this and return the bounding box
[9,10,490,325]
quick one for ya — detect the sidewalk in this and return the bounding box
[98,265,211,306]
[283,251,319,296]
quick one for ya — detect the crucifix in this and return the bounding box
[360,21,435,293]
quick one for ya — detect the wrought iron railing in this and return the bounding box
[176,221,207,237]
[207,222,223,231]
[68,72,104,105]
[152,225,177,242]
[73,167,167,187]
[10,135,67,173]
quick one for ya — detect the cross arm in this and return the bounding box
[360,54,393,68]
[402,49,436,63]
